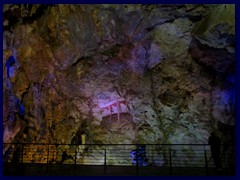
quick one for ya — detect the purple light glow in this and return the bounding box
[97,98,125,109]
[221,89,235,105]
[93,98,129,119]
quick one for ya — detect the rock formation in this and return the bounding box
[3,5,235,161]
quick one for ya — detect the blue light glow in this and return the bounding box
[5,56,16,78]
[130,145,149,166]
[16,97,25,117]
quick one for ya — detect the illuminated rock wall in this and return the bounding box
[3,5,235,152]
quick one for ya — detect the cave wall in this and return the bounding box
[3,4,235,149]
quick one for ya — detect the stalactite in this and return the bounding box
[117,101,120,124]
[6,79,15,125]
[32,83,42,134]
[110,105,112,123]
[88,100,94,144]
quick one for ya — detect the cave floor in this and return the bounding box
[3,163,234,176]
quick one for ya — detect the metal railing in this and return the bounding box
[3,143,235,175]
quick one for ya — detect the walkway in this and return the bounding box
[3,163,234,176]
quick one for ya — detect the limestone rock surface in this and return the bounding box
[3,5,235,157]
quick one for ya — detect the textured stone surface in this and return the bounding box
[3,5,235,160]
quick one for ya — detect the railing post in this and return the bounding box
[104,145,107,175]
[204,145,209,175]
[74,148,77,175]
[151,145,154,165]
[21,144,24,164]
[169,146,172,175]
[47,144,50,164]
[136,147,139,176]
[19,143,24,175]
[47,144,50,173]
[75,149,77,165]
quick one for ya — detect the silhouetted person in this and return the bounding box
[60,151,73,164]
[12,147,20,163]
[130,145,148,166]
[208,132,222,169]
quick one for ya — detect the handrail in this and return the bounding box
[3,142,235,175]
[4,142,228,145]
